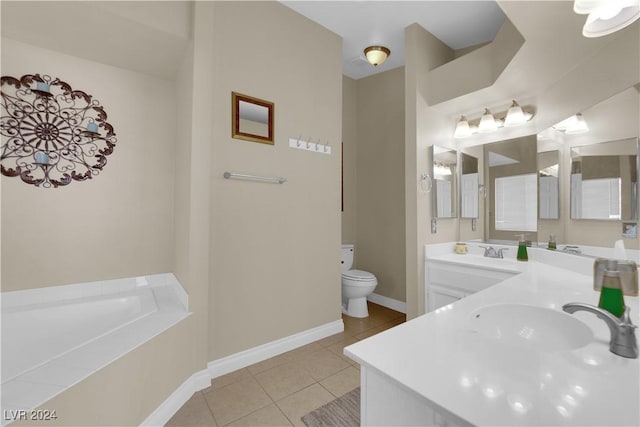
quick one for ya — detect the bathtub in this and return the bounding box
[1,274,189,424]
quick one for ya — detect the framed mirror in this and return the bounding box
[460,152,479,219]
[484,135,538,242]
[431,146,457,219]
[570,138,638,221]
[232,92,274,145]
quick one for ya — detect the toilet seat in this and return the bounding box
[342,269,376,283]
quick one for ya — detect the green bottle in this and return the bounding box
[548,235,556,250]
[516,234,528,261]
[598,260,625,317]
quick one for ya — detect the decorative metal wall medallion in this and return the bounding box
[1,74,117,188]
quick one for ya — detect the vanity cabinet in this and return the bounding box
[360,366,468,427]
[425,259,518,312]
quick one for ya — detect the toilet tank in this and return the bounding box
[341,244,354,271]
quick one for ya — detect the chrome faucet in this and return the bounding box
[561,245,582,255]
[480,246,508,259]
[562,303,638,359]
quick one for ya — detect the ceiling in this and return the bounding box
[281,1,506,80]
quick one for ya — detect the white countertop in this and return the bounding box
[344,255,639,426]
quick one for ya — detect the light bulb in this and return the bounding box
[478,109,498,133]
[504,100,526,127]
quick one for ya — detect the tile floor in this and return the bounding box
[166,302,406,427]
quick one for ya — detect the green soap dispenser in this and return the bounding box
[516,234,528,261]
[598,259,625,317]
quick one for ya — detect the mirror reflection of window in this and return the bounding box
[461,153,479,219]
[495,174,538,231]
[570,138,637,221]
[436,178,452,217]
[461,172,479,218]
[572,175,622,219]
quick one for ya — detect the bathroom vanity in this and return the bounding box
[425,252,519,312]
[344,245,639,426]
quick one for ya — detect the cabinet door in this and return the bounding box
[427,285,466,312]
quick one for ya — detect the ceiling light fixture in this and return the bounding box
[364,46,390,67]
[453,101,534,139]
[574,0,640,38]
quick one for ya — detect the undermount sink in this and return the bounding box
[467,304,594,352]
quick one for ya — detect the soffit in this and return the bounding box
[431,1,636,117]
[0,1,191,80]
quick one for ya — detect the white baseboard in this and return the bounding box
[141,319,344,426]
[140,369,211,426]
[207,319,344,379]
[367,293,406,314]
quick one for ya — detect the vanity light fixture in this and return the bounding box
[574,0,640,38]
[553,113,589,134]
[453,101,534,139]
[537,127,558,141]
[434,163,452,178]
[453,116,477,138]
[364,46,390,67]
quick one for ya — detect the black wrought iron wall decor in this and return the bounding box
[0,74,117,188]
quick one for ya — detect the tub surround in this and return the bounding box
[1,274,189,424]
[345,243,639,426]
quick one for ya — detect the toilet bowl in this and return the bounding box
[341,244,378,318]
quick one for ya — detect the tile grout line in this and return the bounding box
[199,389,221,427]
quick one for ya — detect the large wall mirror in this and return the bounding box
[231,92,274,145]
[570,138,638,221]
[431,146,457,219]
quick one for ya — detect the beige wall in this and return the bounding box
[208,1,342,359]
[405,23,458,319]
[353,67,406,302]
[1,38,175,291]
[342,76,357,244]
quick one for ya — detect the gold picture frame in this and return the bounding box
[231,92,274,145]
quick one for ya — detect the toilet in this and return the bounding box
[341,244,378,318]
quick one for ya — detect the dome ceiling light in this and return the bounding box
[574,0,640,38]
[364,46,390,67]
